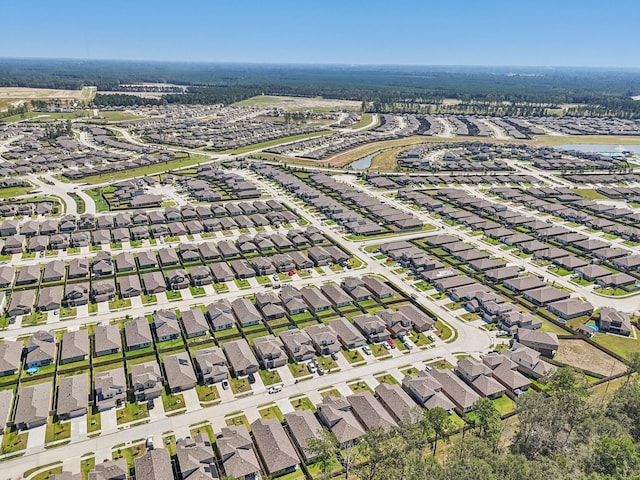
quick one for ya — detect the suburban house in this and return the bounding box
[224,339,259,376]
[163,352,198,392]
[93,324,121,356]
[253,335,288,369]
[598,307,632,336]
[514,329,560,357]
[14,382,52,429]
[328,317,366,349]
[60,329,89,364]
[454,357,506,399]
[56,372,88,419]
[316,395,365,447]
[194,347,229,384]
[251,418,300,477]
[216,426,261,480]
[94,367,126,411]
[124,317,153,350]
[279,328,316,363]
[0,340,23,376]
[26,330,55,368]
[348,391,398,432]
[130,361,163,402]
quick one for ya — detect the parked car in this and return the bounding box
[403,339,415,350]
[388,339,396,349]
[247,373,256,384]
[268,385,283,394]
[307,362,317,373]
[146,436,154,450]
[362,346,372,356]
[330,352,339,361]
[382,341,391,350]
[221,379,230,390]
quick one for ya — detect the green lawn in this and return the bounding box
[492,395,517,415]
[45,417,71,444]
[435,320,453,341]
[86,188,111,212]
[259,405,285,422]
[87,408,101,433]
[226,131,332,154]
[289,363,311,378]
[230,377,253,394]
[189,286,206,297]
[116,402,149,425]
[109,298,131,311]
[316,355,338,371]
[190,423,215,444]
[225,414,251,430]
[375,373,399,385]
[22,311,48,326]
[162,388,186,412]
[166,290,183,301]
[196,384,220,404]
[290,396,316,412]
[348,381,372,394]
[258,369,282,386]
[343,349,365,364]
[1,427,28,453]
[593,329,640,359]
[320,388,341,398]
[141,294,157,305]
[77,154,211,185]
[0,185,32,199]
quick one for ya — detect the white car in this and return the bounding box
[268,385,283,394]
[362,346,372,356]
[382,341,391,350]
[403,339,415,350]
[307,362,317,373]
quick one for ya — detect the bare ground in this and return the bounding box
[555,339,626,377]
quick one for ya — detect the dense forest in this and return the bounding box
[305,364,640,480]
[2,59,640,116]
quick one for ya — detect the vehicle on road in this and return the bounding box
[268,385,283,394]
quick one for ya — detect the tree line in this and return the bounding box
[299,361,640,480]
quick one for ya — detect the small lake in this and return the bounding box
[349,154,374,170]
[555,144,640,155]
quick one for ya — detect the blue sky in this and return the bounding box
[3,0,639,67]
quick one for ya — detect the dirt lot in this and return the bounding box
[0,86,95,110]
[555,338,626,377]
[234,95,361,111]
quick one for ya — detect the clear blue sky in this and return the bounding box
[2,0,639,67]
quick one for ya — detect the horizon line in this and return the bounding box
[1,56,639,71]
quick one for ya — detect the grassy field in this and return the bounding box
[592,328,640,359]
[225,130,332,155]
[0,185,33,199]
[348,113,376,129]
[369,147,404,170]
[76,154,211,184]
[574,189,609,200]
[86,188,111,212]
[232,94,361,111]
[534,135,640,146]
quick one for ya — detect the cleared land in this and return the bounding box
[76,154,211,184]
[0,86,95,111]
[233,95,361,111]
[555,338,626,377]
